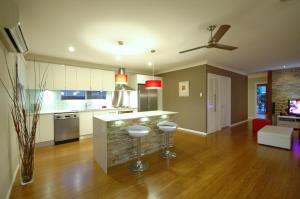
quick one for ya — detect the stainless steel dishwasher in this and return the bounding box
[54,112,79,145]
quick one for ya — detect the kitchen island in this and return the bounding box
[93,111,178,173]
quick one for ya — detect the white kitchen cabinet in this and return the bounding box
[39,114,54,142]
[90,69,103,90]
[52,64,66,90]
[65,66,77,90]
[77,67,91,90]
[25,61,40,89]
[79,112,93,136]
[102,70,115,91]
[39,62,54,90]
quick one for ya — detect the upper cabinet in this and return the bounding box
[25,61,115,91]
[39,62,54,90]
[90,69,103,90]
[76,67,91,90]
[52,64,66,90]
[101,70,115,91]
[65,66,77,90]
[25,61,40,89]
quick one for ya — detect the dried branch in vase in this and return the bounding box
[0,52,47,185]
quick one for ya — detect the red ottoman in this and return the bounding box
[252,118,271,134]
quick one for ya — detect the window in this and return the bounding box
[86,91,106,99]
[60,90,85,100]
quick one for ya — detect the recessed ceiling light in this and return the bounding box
[68,46,75,52]
[148,61,153,66]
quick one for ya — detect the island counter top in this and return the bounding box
[94,110,177,122]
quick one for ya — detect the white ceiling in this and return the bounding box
[16,0,300,74]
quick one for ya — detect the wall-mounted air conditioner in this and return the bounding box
[0,0,28,54]
[1,24,28,53]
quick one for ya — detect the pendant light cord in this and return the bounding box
[151,50,156,80]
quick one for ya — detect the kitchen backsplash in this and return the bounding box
[26,90,138,113]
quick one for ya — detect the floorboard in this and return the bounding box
[10,122,300,199]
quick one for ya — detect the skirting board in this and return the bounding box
[178,127,206,136]
[80,134,93,140]
[36,140,54,147]
[231,119,249,127]
[6,164,19,199]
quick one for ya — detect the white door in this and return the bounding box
[220,76,231,128]
[207,73,231,133]
[207,74,220,133]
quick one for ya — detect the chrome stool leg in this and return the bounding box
[129,137,149,172]
[161,132,176,159]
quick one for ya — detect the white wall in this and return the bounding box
[248,76,267,118]
[0,41,20,199]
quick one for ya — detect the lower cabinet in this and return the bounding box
[39,114,54,142]
[35,110,131,143]
[31,114,54,144]
[79,112,93,136]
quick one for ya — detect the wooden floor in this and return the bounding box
[10,122,300,199]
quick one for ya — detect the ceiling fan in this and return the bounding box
[179,25,238,54]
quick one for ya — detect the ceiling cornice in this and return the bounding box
[156,60,207,74]
[206,61,247,76]
[24,53,152,75]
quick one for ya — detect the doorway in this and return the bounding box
[207,73,231,133]
[256,84,267,115]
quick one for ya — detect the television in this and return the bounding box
[288,99,300,116]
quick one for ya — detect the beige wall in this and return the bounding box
[161,64,248,132]
[161,65,207,132]
[206,65,248,124]
[0,41,19,199]
[248,76,267,118]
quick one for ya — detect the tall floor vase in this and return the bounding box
[20,143,35,185]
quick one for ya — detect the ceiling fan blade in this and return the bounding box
[179,46,207,54]
[214,44,238,50]
[212,25,231,42]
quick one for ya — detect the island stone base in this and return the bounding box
[107,115,174,167]
[93,113,176,173]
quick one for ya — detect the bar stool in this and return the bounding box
[157,121,177,159]
[127,125,151,172]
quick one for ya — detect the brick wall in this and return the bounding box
[272,68,300,116]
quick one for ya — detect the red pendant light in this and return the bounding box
[145,79,162,89]
[145,50,162,89]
